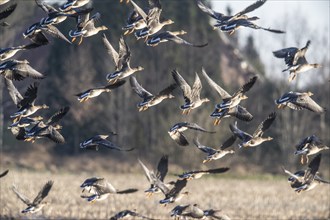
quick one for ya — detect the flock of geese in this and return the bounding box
[0,0,329,219]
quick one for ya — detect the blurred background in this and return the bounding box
[1,0,329,177]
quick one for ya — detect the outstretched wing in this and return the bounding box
[172,70,192,102]
[230,0,266,21]
[46,106,70,125]
[32,180,54,205]
[201,68,231,99]
[4,78,23,106]
[190,73,202,102]
[102,34,119,68]
[193,138,217,154]
[166,34,208,47]
[304,154,321,184]
[118,36,131,69]
[295,95,325,113]
[156,155,168,182]
[148,0,161,9]
[138,159,155,185]
[193,167,230,175]
[129,0,148,21]
[35,0,56,14]
[252,112,276,138]
[41,25,71,44]
[166,179,187,198]
[17,82,39,108]
[281,167,303,182]
[98,139,134,151]
[12,185,32,206]
[220,135,237,150]
[228,105,254,122]
[229,122,252,142]
[156,83,177,97]
[130,76,153,99]
[196,0,224,20]
[185,122,215,133]
[0,169,9,178]
[0,3,17,20]
[232,75,258,97]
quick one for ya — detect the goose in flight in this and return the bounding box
[12,180,54,214]
[193,135,237,163]
[80,177,138,203]
[168,122,215,146]
[201,68,256,125]
[130,0,173,40]
[24,106,70,143]
[178,167,229,180]
[69,12,108,45]
[76,80,126,102]
[273,40,321,81]
[80,134,134,151]
[294,135,329,164]
[1,59,45,81]
[103,35,144,84]
[282,154,329,193]
[7,81,49,123]
[130,76,177,111]
[275,91,325,113]
[109,209,155,220]
[146,30,208,47]
[138,155,169,197]
[172,70,209,114]
[230,112,276,148]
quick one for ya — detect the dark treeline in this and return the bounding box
[1,0,329,176]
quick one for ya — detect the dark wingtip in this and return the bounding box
[0,169,9,178]
[269,111,277,118]
[123,147,135,151]
[193,42,208,48]
[117,188,138,194]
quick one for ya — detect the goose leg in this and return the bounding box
[123,29,131,35]
[78,37,83,45]
[128,29,135,35]
[213,118,221,126]
[288,72,296,82]
[13,115,21,123]
[108,78,118,85]
[144,36,149,43]
[145,192,153,198]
